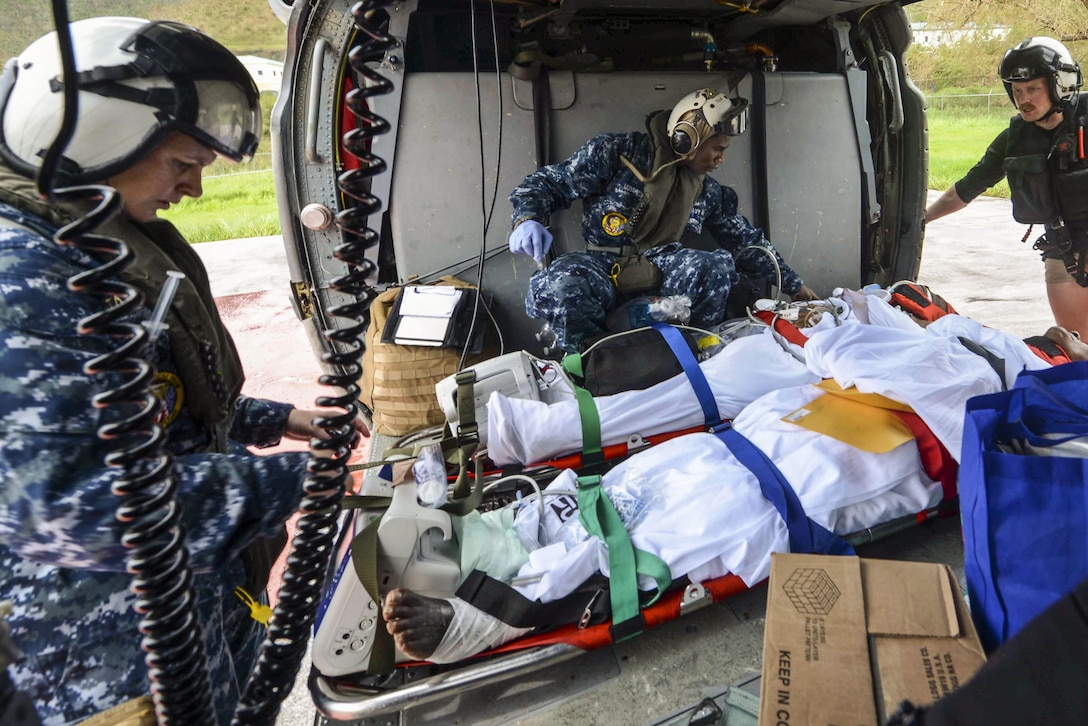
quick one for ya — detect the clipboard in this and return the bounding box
[380,284,490,353]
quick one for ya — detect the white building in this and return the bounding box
[911,22,1011,48]
[238,55,284,93]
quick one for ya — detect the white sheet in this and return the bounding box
[803,322,1004,461]
[506,383,942,603]
[487,330,819,466]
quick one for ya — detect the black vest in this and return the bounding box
[1004,95,1088,228]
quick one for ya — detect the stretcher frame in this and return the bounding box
[312,314,961,720]
[311,435,955,722]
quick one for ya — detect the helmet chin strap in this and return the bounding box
[1039,89,1079,123]
[1038,103,1062,123]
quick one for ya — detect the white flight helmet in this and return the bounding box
[999,36,1082,107]
[667,88,749,156]
[0,16,261,185]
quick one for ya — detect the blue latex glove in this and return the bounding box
[508,220,553,262]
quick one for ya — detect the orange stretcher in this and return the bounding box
[309,412,958,723]
[312,313,960,721]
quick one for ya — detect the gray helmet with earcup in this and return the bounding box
[666,88,749,156]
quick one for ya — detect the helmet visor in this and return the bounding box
[712,98,749,137]
[1001,44,1056,84]
[123,20,261,160]
[184,79,261,161]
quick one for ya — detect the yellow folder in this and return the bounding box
[781,380,915,453]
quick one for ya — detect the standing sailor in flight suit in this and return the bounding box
[927,37,1088,336]
[507,87,818,353]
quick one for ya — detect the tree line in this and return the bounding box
[908,0,1088,93]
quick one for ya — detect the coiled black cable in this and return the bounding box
[63,189,216,726]
[233,0,394,722]
[41,1,216,723]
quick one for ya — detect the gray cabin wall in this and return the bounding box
[388,70,864,353]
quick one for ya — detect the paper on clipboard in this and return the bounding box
[398,286,462,317]
[394,315,450,345]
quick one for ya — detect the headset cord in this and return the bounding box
[233,0,394,722]
[458,0,506,369]
[41,1,217,723]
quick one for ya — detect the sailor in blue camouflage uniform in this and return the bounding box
[508,88,818,353]
[0,18,366,725]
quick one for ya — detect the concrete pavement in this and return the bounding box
[196,193,1051,725]
[197,235,325,417]
[917,191,1054,339]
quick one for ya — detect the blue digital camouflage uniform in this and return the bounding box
[510,129,804,352]
[0,198,310,725]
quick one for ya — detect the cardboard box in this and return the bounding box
[758,554,987,726]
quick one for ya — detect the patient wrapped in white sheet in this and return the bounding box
[486,294,1049,467]
[487,329,820,466]
[482,383,943,605]
[382,295,1055,663]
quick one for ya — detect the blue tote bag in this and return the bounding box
[960,361,1088,653]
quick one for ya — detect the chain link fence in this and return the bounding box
[926,91,1012,117]
[203,151,275,180]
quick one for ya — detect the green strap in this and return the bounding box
[349,506,396,674]
[448,369,478,495]
[573,387,603,464]
[561,351,584,379]
[439,440,485,516]
[454,370,478,441]
[562,353,604,464]
[356,371,482,514]
[342,494,392,510]
[576,475,671,642]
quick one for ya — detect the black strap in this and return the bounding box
[532,65,552,170]
[609,613,647,642]
[591,243,636,256]
[1023,335,1071,364]
[751,69,771,235]
[957,337,1008,390]
[455,570,610,630]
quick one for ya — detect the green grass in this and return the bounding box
[927,112,1012,199]
[160,91,281,243]
[0,0,286,62]
[160,147,278,243]
[160,166,279,243]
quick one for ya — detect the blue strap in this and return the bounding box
[652,323,719,428]
[713,424,853,556]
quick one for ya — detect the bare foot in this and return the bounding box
[382,588,455,660]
